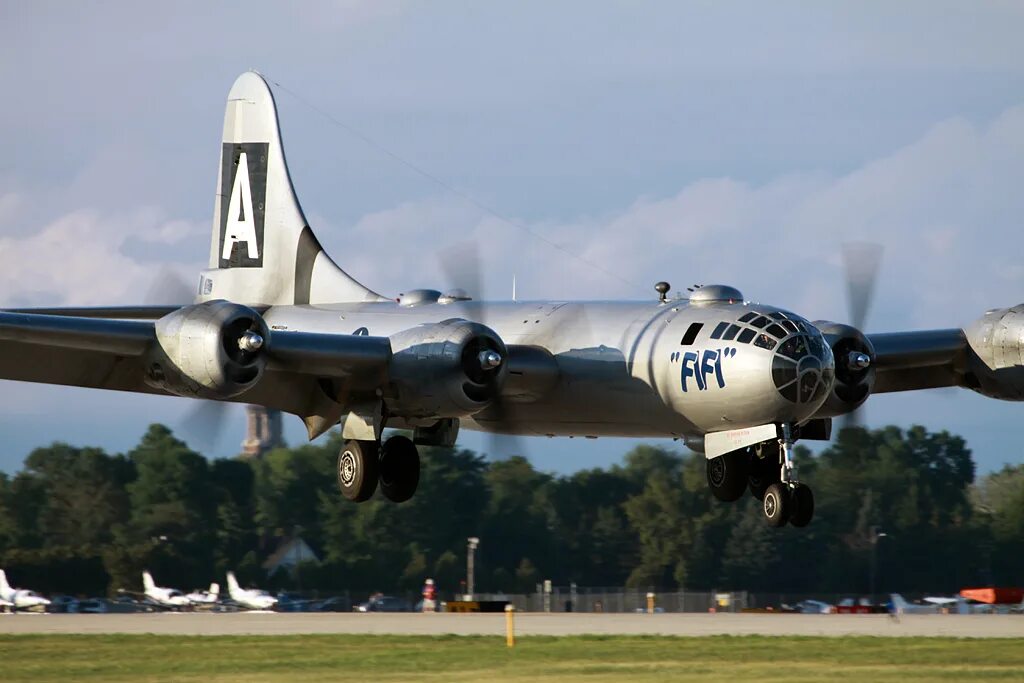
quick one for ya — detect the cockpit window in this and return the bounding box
[769,312,787,320]
[722,324,741,341]
[750,316,769,328]
[737,328,756,344]
[781,319,798,333]
[738,312,757,323]
[753,333,776,350]
[766,323,787,339]
[778,335,811,361]
[710,322,729,340]
[680,322,703,345]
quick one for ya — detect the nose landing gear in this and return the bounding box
[760,423,814,527]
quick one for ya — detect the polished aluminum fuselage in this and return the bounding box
[263,298,831,439]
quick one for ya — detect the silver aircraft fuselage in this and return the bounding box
[263,293,836,440]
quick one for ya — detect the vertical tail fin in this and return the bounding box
[0,569,10,597]
[199,71,386,307]
[142,571,156,593]
[226,571,241,597]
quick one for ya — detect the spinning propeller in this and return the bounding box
[145,268,232,452]
[839,242,884,431]
[438,241,529,460]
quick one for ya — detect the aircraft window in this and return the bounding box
[753,334,776,350]
[750,316,769,328]
[772,362,797,388]
[710,322,729,339]
[766,323,787,339]
[769,312,787,320]
[778,335,810,360]
[737,328,756,344]
[722,324,741,341]
[680,322,703,345]
[779,383,799,402]
[738,312,757,323]
[781,320,798,333]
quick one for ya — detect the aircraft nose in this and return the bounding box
[770,325,835,406]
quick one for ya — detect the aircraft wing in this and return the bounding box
[0,309,392,437]
[869,329,967,393]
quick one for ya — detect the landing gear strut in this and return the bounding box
[337,436,421,504]
[759,423,815,528]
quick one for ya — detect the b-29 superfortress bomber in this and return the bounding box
[2,72,1022,528]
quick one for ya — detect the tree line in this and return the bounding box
[0,423,1021,598]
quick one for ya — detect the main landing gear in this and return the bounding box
[337,436,421,503]
[705,423,814,528]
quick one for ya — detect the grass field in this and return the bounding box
[2,634,1023,682]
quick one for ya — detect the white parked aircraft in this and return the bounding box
[0,570,52,610]
[890,593,992,614]
[185,582,220,605]
[142,571,192,609]
[226,572,277,610]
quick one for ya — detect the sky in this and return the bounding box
[1,1,1024,474]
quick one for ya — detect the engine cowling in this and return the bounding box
[387,319,508,418]
[146,300,268,399]
[964,304,1024,400]
[812,321,876,418]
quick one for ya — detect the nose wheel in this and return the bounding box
[758,424,815,527]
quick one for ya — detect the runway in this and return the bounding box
[2,612,1023,638]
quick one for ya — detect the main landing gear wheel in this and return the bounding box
[379,435,420,503]
[762,483,790,527]
[338,439,379,502]
[707,450,749,502]
[789,483,814,528]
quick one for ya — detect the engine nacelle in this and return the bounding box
[387,319,508,419]
[964,304,1024,400]
[812,321,876,418]
[145,300,268,399]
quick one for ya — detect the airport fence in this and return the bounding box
[472,587,751,613]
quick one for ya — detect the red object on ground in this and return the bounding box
[959,587,1024,604]
[835,605,873,614]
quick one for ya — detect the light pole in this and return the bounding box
[466,537,480,600]
[869,526,887,601]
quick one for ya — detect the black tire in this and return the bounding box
[748,449,781,501]
[707,450,749,502]
[337,440,379,502]
[789,483,814,528]
[379,435,420,503]
[763,482,790,527]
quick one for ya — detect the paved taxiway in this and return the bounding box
[2,612,1023,637]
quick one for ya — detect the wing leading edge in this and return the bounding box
[870,328,967,393]
[0,310,392,438]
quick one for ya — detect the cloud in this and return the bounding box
[0,202,204,307]
[316,103,1024,333]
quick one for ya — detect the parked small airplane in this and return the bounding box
[226,572,277,611]
[889,593,998,614]
[0,569,52,611]
[185,582,220,605]
[141,571,192,609]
